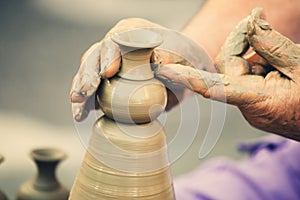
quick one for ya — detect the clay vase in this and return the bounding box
[69,29,175,199]
[97,29,167,124]
[69,117,175,199]
[0,155,8,200]
[16,148,69,200]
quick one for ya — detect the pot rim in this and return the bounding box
[111,29,163,49]
[30,147,66,162]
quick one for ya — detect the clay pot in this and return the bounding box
[97,29,167,124]
[98,77,167,124]
[0,155,8,200]
[16,148,69,200]
[69,117,175,199]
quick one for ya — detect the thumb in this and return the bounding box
[247,8,300,82]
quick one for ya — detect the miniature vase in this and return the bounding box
[97,29,167,124]
[16,148,69,200]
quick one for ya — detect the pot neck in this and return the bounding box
[118,47,154,81]
[33,159,60,191]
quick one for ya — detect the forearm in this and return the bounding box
[182,0,300,59]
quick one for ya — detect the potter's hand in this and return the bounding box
[156,8,300,140]
[70,18,194,121]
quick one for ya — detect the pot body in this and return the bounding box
[69,117,175,199]
[17,182,69,200]
[98,77,167,124]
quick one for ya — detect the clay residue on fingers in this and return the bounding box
[70,42,102,103]
[215,14,250,76]
[156,64,268,106]
[100,38,121,78]
[247,8,300,82]
[72,102,89,122]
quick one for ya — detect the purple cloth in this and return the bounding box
[174,136,300,200]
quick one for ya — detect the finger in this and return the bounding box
[100,38,121,78]
[244,50,274,76]
[72,94,99,122]
[70,42,102,103]
[244,50,268,67]
[247,8,300,82]
[72,102,89,122]
[215,15,250,76]
[156,64,268,106]
[151,49,192,66]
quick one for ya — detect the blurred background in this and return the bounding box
[0,0,266,199]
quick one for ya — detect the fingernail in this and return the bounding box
[74,114,82,122]
[74,107,82,121]
[74,107,89,122]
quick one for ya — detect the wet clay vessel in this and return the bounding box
[69,29,175,199]
[98,29,167,124]
[16,148,69,200]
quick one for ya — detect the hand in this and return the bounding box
[70,18,204,122]
[156,8,300,140]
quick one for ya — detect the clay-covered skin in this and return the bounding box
[70,18,192,121]
[70,8,300,140]
[156,8,300,140]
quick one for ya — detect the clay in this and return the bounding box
[97,29,167,124]
[69,118,174,199]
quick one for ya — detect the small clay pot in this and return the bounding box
[16,148,69,200]
[97,29,167,124]
[98,77,167,124]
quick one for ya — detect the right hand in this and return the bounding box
[156,8,300,140]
